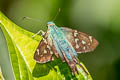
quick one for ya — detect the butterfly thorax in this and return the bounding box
[48,24,78,61]
[49,25,68,47]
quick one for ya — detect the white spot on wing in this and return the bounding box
[43,39,47,44]
[83,46,86,50]
[76,44,79,48]
[75,38,79,43]
[40,55,43,57]
[75,30,77,33]
[74,32,78,37]
[47,45,51,49]
[82,40,86,44]
[44,50,47,53]
[50,51,53,54]
[89,36,92,42]
[52,57,54,61]
[88,43,90,45]
[37,49,40,55]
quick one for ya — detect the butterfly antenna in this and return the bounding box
[22,16,41,22]
[53,8,61,21]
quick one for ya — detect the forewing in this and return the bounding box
[34,37,54,63]
[60,27,98,53]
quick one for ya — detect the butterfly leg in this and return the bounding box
[73,58,88,75]
[32,30,45,37]
[60,50,78,74]
[69,62,78,75]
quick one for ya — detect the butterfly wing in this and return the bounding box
[34,34,54,63]
[60,27,98,53]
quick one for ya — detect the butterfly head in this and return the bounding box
[47,21,55,27]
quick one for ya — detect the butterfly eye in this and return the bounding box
[47,24,54,27]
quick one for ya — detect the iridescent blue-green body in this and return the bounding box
[48,22,77,61]
[34,21,98,75]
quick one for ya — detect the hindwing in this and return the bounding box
[34,34,54,63]
[60,27,98,53]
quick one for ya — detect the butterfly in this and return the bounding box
[34,21,98,75]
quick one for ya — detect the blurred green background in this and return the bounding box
[0,0,120,80]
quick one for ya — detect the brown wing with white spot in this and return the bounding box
[60,27,98,53]
[34,36,54,63]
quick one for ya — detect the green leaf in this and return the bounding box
[0,66,5,80]
[0,11,93,80]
